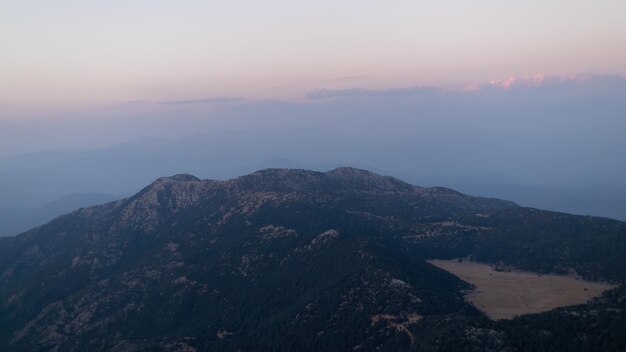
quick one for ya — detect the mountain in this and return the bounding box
[0,168,625,351]
[2,128,625,236]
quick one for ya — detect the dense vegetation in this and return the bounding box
[0,168,624,351]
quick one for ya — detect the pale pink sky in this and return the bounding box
[1,1,626,111]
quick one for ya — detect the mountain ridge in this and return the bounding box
[0,167,624,351]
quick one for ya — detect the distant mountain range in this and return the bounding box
[0,193,120,235]
[1,168,624,351]
[1,131,624,235]
[453,183,626,221]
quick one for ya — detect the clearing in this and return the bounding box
[428,259,616,320]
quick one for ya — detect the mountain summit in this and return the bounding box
[0,168,624,351]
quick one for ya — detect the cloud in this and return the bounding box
[477,73,626,94]
[305,86,440,100]
[487,74,548,90]
[159,96,246,106]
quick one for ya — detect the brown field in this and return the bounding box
[428,259,616,320]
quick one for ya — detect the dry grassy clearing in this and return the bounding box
[428,259,616,320]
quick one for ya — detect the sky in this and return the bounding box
[1,1,626,230]
[0,1,625,192]
[2,0,626,113]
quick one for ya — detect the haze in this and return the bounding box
[2,1,626,109]
[1,1,626,234]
